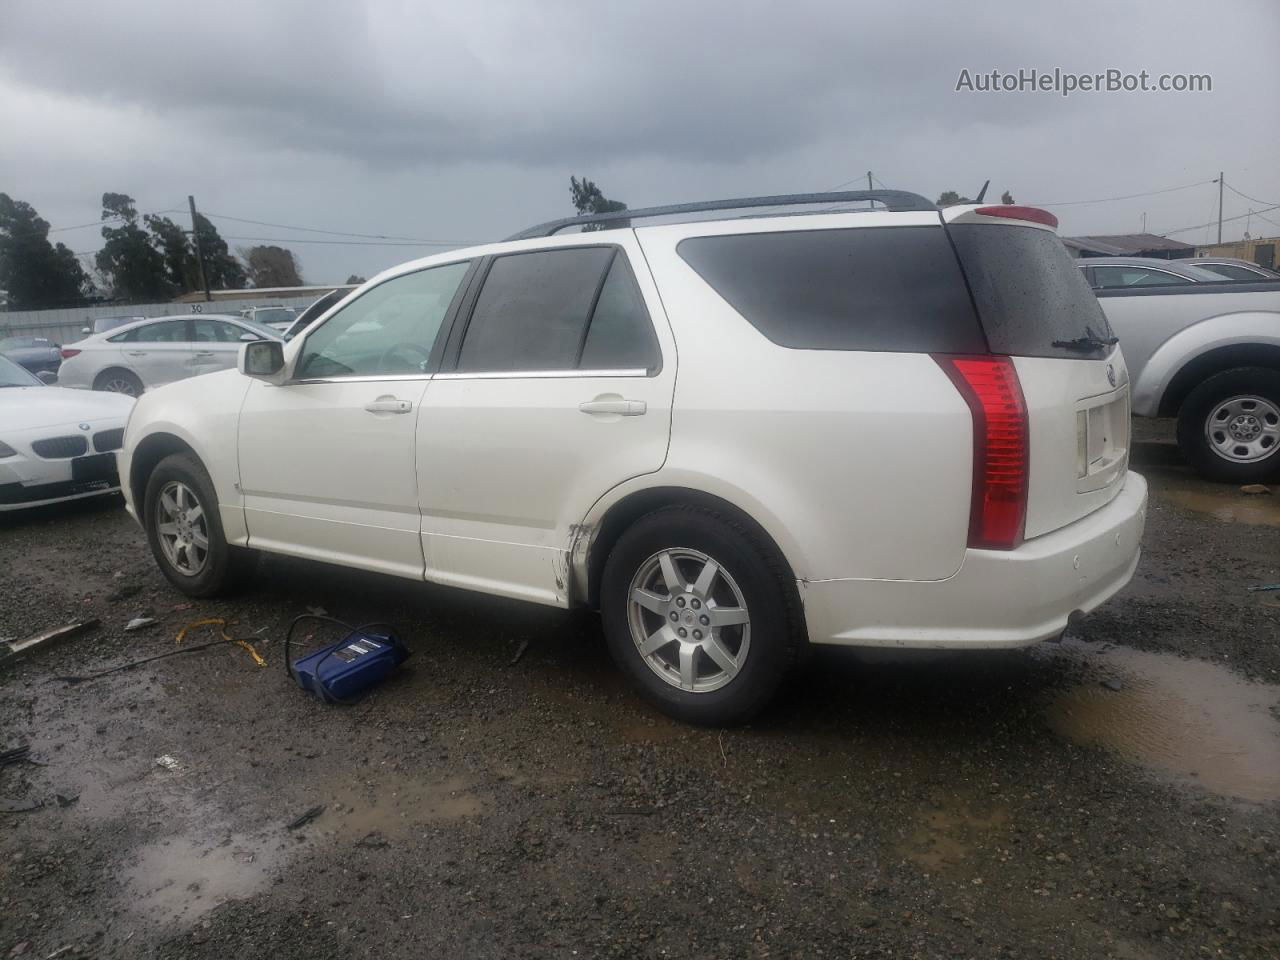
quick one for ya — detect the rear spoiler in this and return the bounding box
[941,205,1059,230]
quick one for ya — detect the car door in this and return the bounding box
[416,238,676,606]
[107,319,196,387]
[237,260,474,578]
[190,318,261,377]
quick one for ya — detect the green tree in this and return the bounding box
[0,193,90,308]
[935,190,972,207]
[346,274,366,285]
[143,213,247,295]
[570,176,627,230]
[243,245,303,288]
[96,192,172,301]
[1000,190,1015,205]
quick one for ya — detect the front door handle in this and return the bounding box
[579,398,647,416]
[126,351,147,357]
[364,397,413,414]
[194,350,216,358]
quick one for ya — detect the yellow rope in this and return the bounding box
[174,618,266,668]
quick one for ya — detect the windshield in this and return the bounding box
[0,354,41,387]
[254,307,296,325]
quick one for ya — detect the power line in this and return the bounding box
[1159,202,1280,237]
[220,234,464,248]
[190,210,479,245]
[1029,179,1215,207]
[1223,180,1280,208]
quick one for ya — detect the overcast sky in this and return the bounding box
[2,0,1278,285]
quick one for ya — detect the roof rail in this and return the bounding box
[506,190,937,241]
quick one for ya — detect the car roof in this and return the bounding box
[96,314,247,338]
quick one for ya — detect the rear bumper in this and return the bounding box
[801,471,1148,648]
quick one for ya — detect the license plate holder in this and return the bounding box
[71,453,118,483]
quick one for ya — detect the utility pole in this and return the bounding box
[1216,172,1224,245]
[1141,211,1147,233]
[187,195,211,303]
[867,171,874,210]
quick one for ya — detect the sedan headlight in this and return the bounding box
[0,440,17,459]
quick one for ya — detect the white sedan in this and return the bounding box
[0,355,134,511]
[56,314,281,397]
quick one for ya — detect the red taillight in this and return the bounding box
[59,348,81,359]
[973,205,1059,229]
[935,355,1029,550]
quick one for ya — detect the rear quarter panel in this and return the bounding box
[636,221,973,582]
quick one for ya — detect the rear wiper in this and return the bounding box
[1052,335,1119,352]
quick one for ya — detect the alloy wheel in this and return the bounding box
[155,481,209,576]
[626,548,751,694]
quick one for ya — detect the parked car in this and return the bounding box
[0,354,133,511]
[281,288,354,341]
[56,314,280,397]
[0,336,61,378]
[1077,257,1227,289]
[119,193,1147,724]
[1091,276,1280,482]
[1183,257,1280,282]
[81,315,145,336]
[240,305,298,332]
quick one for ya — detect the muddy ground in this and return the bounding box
[1,421,1278,959]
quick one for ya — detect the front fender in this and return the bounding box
[120,371,251,543]
[1132,311,1280,417]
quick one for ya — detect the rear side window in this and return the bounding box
[677,227,985,353]
[1091,265,1191,289]
[948,224,1114,358]
[110,320,188,343]
[456,247,660,373]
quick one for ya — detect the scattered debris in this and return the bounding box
[509,638,530,666]
[107,584,144,603]
[124,617,159,632]
[355,831,390,849]
[0,620,100,668]
[53,793,78,808]
[1100,678,1124,692]
[0,802,44,815]
[1247,583,1280,593]
[1240,484,1272,495]
[0,744,32,767]
[154,754,181,772]
[307,605,329,617]
[286,804,325,830]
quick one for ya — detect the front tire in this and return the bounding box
[600,505,803,725]
[1176,367,1280,483]
[143,453,256,597]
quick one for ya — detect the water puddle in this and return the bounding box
[319,774,483,841]
[121,831,283,925]
[1045,645,1280,803]
[1158,486,1280,527]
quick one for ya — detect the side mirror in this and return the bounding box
[36,370,58,384]
[238,340,286,383]
[81,327,91,335]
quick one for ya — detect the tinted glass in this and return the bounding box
[0,354,41,387]
[579,254,661,370]
[457,247,614,372]
[677,227,985,352]
[948,224,1114,358]
[1091,266,1191,288]
[297,261,469,378]
[1197,263,1263,282]
[111,320,188,343]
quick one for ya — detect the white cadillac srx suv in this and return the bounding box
[118,192,1148,724]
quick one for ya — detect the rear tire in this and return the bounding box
[95,368,143,397]
[1176,367,1280,483]
[143,453,257,597]
[600,505,803,725]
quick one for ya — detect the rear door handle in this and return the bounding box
[579,398,647,416]
[364,397,413,414]
[194,351,216,358]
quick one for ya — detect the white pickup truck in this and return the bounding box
[1094,279,1280,482]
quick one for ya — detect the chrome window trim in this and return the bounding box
[287,373,434,385]
[435,368,650,381]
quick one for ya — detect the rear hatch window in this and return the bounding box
[677,227,986,353]
[946,223,1113,359]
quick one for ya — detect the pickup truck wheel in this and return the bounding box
[1177,367,1280,483]
[600,505,802,725]
[143,453,257,597]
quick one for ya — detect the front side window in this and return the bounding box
[297,261,470,378]
[110,320,189,343]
